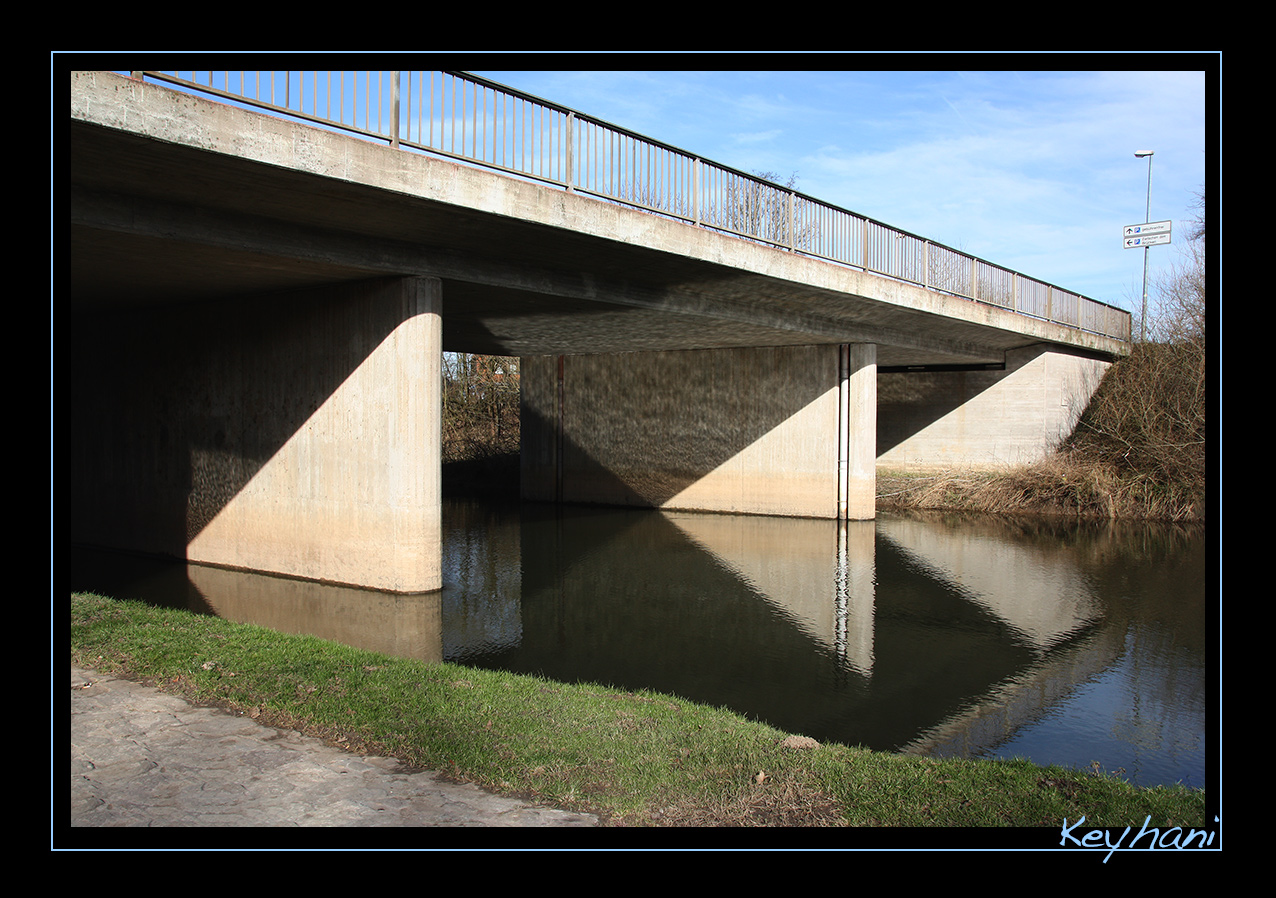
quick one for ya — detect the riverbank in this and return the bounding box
[876,455,1205,523]
[439,453,1207,523]
[69,591,1207,830]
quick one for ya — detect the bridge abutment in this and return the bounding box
[72,276,443,593]
[520,344,877,520]
[877,345,1110,469]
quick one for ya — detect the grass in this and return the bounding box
[70,591,1208,830]
[876,453,1204,523]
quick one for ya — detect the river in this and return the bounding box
[71,497,1211,789]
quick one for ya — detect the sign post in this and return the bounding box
[1123,218,1171,340]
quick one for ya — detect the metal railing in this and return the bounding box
[127,70,1132,343]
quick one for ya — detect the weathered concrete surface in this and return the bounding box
[878,345,1111,469]
[68,667,598,828]
[843,343,877,520]
[522,345,871,518]
[71,276,442,593]
[521,341,1108,520]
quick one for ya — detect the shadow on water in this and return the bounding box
[69,500,1208,789]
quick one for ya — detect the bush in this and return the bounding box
[1065,193,1208,516]
[881,187,1210,522]
[442,354,520,464]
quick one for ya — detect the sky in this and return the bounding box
[469,63,1212,318]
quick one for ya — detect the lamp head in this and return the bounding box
[1134,150,1154,158]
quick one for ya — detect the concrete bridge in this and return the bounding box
[68,70,1130,593]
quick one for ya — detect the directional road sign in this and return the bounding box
[1124,220,1172,237]
[1123,220,1172,248]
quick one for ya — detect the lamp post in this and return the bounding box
[1135,150,1154,341]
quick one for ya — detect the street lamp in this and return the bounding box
[1135,150,1154,341]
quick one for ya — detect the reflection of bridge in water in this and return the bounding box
[73,546,446,662]
[897,626,1122,758]
[664,510,1112,756]
[867,517,1120,758]
[73,503,1125,758]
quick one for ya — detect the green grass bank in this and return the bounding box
[70,591,1206,829]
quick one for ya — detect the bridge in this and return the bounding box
[69,70,1130,593]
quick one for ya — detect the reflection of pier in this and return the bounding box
[662,512,877,675]
[660,510,1103,682]
[71,546,444,663]
[656,509,1114,754]
[186,565,444,663]
[898,623,1122,758]
[876,514,1112,758]
[876,517,1101,650]
[72,504,1128,759]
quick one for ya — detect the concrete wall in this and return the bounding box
[877,345,1110,469]
[520,344,876,519]
[71,277,442,592]
[521,342,1107,522]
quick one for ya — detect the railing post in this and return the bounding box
[785,190,794,250]
[693,158,701,226]
[391,72,400,148]
[566,111,574,191]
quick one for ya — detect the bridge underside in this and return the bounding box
[68,72,1122,591]
[68,130,1038,367]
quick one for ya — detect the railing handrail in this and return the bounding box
[121,70,1131,343]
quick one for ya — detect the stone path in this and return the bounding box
[69,666,599,828]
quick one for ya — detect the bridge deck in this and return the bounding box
[70,71,1127,368]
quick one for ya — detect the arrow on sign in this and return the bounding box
[1124,220,1173,237]
[1124,233,1171,248]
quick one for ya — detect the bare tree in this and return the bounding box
[442,353,521,463]
[716,170,820,251]
[1067,185,1208,508]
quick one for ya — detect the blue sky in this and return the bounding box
[469,65,1212,317]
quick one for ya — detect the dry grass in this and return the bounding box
[877,452,1202,523]
[879,311,1209,525]
[626,770,848,827]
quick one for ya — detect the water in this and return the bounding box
[70,498,1211,789]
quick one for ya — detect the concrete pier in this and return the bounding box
[71,277,442,593]
[521,343,877,520]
